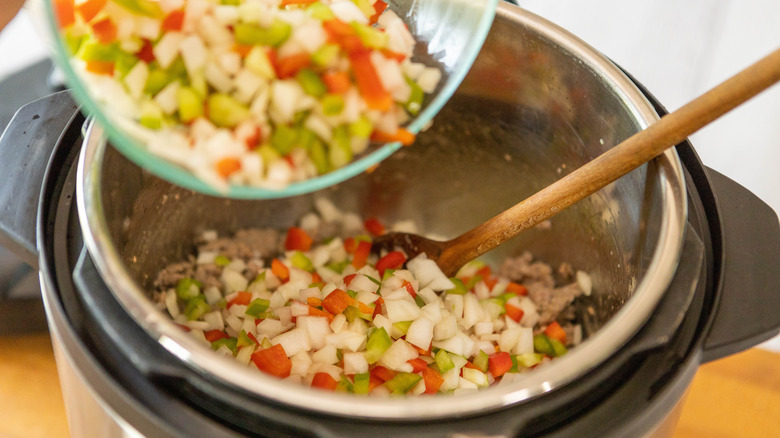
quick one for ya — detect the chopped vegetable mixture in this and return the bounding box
[55,0,439,188]
[153,199,588,396]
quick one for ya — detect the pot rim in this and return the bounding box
[75,4,687,420]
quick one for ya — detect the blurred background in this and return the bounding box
[0,1,778,352]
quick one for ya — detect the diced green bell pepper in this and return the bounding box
[533,333,568,357]
[364,327,392,364]
[290,251,314,272]
[245,298,271,319]
[473,350,489,373]
[296,69,327,98]
[176,278,202,301]
[177,86,204,123]
[353,372,370,394]
[445,277,468,295]
[184,296,211,320]
[234,20,291,47]
[434,348,455,373]
[211,337,238,354]
[385,372,422,395]
[207,93,250,128]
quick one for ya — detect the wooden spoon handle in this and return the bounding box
[438,47,780,270]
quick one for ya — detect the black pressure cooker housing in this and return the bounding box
[0,78,775,436]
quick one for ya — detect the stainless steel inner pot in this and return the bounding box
[76,4,686,420]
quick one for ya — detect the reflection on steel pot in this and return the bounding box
[0,2,778,437]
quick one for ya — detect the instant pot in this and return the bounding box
[1,3,779,437]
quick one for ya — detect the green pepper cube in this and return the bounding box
[296,69,327,98]
[534,333,567,357]
[392,320,412,336]
[473,350,489,373]
[270,124,298,155]
[311,44,340,68]
[245,298,271,319]
[385,372,422,395]
[176,277,202,301]
[349,116,373,139]
[365,327,392,364]
[184,296,211,320]
[211,337,238,354]
[234,20,291,47]
[309,139,330,175]
[290,251,314,272]
[435,348,455,373]
[321,94,344,116]
[207,93,250,128]
[405,76,424,115]
[353,372,371,394]
[237,330,257,348]
[328,125,352,168]
[445,277,468,295]
[515,352,544,368]
[177,86,204,123]
[350,21,388,49]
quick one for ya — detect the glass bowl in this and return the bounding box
[42,0,499,199]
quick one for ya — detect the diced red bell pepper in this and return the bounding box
[370,128,415,146]
[136,39,155,63]
[421,366,444,394]
[92,18,117,44]
[161,9,185,31]
[216,157,241,178]
[281,0,318,5]
[412,342,431,357]
[369,0,389,25]
[285,226,313,251]
[380,48,406,63]
[376,251,406,277]
[344,237,358,254]
[363,217,385,236]
[343,273,358,286]
[204,329,230,343]
[349,50,392,111]
[351,240,372,269]
[372,297,383,318]
[308,305,334,323]
[402,280,416,299]
[251,344,292,378]
[246,332,259,345]
[227,291,252,309]
[544,321,567,344]
[370,365,396,382]
[488,351,513,378]
[505,302,524,323]
[54,0,76,28]
[85,60,114,76]
[76,0,106,22]
[322,19,365,53]
[310,372,339,390]
[275,52,311,79]
[505,281,528,296]
[271,258,290,282]
[311,271,322,284]
[322,70,352,94]
[407,358,427,374]
[321,289,352,315]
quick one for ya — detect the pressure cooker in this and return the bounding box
[1,3,779,437]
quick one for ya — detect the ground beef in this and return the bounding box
[499,251,584,326]
[198,229,281,260]
[154,259,196,291]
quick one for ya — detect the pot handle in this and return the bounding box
[701,167,780,363]
[0,90,81,269]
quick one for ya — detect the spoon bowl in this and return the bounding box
[40,0,499,199]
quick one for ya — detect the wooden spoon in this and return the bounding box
[373,47,780,277]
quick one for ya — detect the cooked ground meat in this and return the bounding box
[198,229,282,261]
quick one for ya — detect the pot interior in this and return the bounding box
[79,4,686,419]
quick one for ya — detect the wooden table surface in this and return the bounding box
[1,332,779,438]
